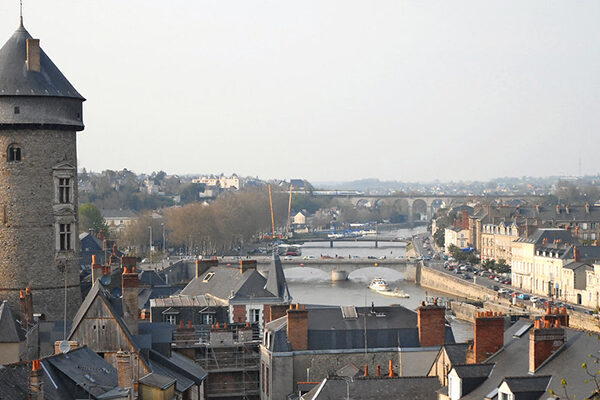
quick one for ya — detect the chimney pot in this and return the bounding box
[364,364,368,377]
[388,360,394,377]
[376,365,381,376]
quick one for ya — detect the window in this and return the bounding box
[201,313,214,325]
[59,223,72,251]
[58,178,71,203]
[13,106,20,114]
[165,314,177,325]
[251,308,260,323]
[203,272,215,282]
[7,144,21,162]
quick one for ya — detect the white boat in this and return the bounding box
[368,278,389,291]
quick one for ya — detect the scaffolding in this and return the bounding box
[172,323,261,399]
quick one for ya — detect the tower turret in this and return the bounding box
[0,19,84,320]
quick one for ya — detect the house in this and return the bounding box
[178,254,291,330]
[100,209,136,234]
[445,227,470,252]
[260,301,455,400]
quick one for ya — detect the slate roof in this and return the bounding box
[514,229,577,245]
[264,253,291,301]
[139,372,175,390]
[452,363,494,379]
[267,305,455,352]
[562,261,593,271]
[0,300,25,342]
[443,343,469,365]
[180,256,290,303]
[502,375,552,393]
[462,319,600,399]
[0,23,84,99]
[0,346,120,400]
[302,376,441,400]
[139,270,167,286]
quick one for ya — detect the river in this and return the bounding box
[284,228,474,342]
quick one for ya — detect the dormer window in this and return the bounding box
[203,272,215,282]
[7,144,21,162]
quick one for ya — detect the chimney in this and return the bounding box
[529,318,565,373]
[364,364,368,377]
[29,360,43,400]
[264,304,289,324]
[20,290,28,330]
[91,255,102,283]
[195,259,218,278]
[573,246,580,262]
[556,204,560,215]
[586,203,591,214]
[417,300,446,347]
[388,360,395,377]
[26,39,41,72]
[462,211,469,230]
[565,205,570,215]
[25,287,33,325]
[467,311,504,364]
[286,304,308,350]
[240,260,257,274]
[541,306,569,328]
[542,237,548,245]
[376,365,381,377]
[116,350,133,390]
[122,266,139,335]
[535,204,540,214]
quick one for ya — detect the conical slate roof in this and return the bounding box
[0,22,84,100]
[264,252,291,301]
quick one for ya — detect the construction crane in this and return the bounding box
[268,184,276,239]
[287,184,293,234]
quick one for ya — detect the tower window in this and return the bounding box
[59,223,72,251]
[58,178,71,204]
[7,145,21,162]
[14,106,20,114]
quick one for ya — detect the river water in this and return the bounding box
[284,227,474,342]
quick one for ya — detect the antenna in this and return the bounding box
[19,0,23,26]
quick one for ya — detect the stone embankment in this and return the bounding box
[420,264,600,333]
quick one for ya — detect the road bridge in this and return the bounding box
[285,238,406,248]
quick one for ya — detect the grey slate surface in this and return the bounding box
[302,376,441,400]
[0,23,84,99]
[0,300,25,342]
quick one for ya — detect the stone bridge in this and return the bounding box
[311,193,546,222]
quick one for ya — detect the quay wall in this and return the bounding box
[418,265,498,302]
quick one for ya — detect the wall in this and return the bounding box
[0,342,22,364]
[418,265,498,302]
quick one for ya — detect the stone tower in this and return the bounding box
[0,18,84,320]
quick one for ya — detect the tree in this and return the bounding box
[79,203,108,235]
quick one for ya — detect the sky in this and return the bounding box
[1,1,599,182]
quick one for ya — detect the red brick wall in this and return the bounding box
[233,305,246,323]
[287,309,308,350]
[529,327,564,372]
[418,305,446,347]
[472,315,504,363]
[264,304,289,324]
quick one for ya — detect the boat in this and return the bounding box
[368,278,410,298]
[368,278,389,291]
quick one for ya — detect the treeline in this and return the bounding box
[118,188,292,255]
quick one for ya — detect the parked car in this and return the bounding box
[303,255,316,260]
[530,296,539,303]
[517,293,530,300]
[497,288,508,294]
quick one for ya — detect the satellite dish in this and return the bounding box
[58,340,70,354]
[100,275,111,285]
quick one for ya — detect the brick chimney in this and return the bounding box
[462,211,469,230]
[529,319,565,373]
[116,350,133,390]
[25,287,33,325]
[287,304,308,350]
[29,360,43,400]
[20,290,28,330]
[91,255,102,283]
[195,259,218,278]
[122,266,139,335]
[467,311,504,363]
[26,39,41,72]
[417,300,446,347]
[264,304,289,323]
[586,203,591,214]
[573,246,580,263]
[240,260,257,274]
[541,306,569,328]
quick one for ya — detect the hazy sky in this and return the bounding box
[1,1,599,182]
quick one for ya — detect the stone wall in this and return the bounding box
[419,265,498,302]
[0,129,80,320]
